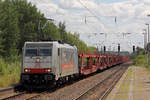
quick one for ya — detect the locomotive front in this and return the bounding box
[20,42,55,87]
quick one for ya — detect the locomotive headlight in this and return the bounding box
[47,68,51,72]
[45,68,51,73]
[36,58,40,63]
[24,68,30,73]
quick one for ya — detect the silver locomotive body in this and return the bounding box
[20,41,78,87]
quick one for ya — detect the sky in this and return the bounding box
[27,0,150,52]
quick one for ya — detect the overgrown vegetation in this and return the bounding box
[133,47,149,69]
[133,55,147,67]
[0,0,96,88]
[0,56,21,87]
[133,54,150,70]
[132,46,150,71]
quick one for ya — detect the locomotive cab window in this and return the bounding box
[25,49,37,56]
[39,48,52,56]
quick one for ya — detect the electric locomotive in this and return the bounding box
[20,41,79,88]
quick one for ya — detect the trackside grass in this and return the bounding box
[133,54,150,70]
[0,56,21,88]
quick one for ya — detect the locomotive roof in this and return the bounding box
[25,41,57,44]
[24,41,77,49]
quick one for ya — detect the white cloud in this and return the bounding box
[59,0,82,9]
[59,0,98,9]
[143,0,150,4]
[27,0,149,51]
[28,0,67,17]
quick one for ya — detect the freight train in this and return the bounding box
[20,41,129,88]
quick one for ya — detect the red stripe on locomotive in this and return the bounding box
[62,62,74,70]
[24,68,51,74]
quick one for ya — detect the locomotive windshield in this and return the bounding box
[25,49,37,56]
[25,48,52,56]
[39,48,52,56]
[25,43,53,57]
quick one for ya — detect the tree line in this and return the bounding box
[0,0,96,57]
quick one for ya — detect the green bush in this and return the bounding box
[133,54,149,69]
[0,56,21,88]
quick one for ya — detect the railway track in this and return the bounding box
[26,62,130,100]
[0,86,44,100]
[73,64,128,100]
[1,92,26,100]
[0,87,17,100]
[0,87,14,93]
[1,90,48,100]
[99,68,126,100]
[0,62,130,100]
[0,85,56,100]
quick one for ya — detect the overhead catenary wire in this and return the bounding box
[77,0,104,25]
[51,14,100,34]
[77,0,118,34]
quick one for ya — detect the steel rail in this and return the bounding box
[1,92,26,100]
[25,91,48,100]
[73,65,127,100]
[0,87,14,93]
[99,67,127,100]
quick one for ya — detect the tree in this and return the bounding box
[0,0,4,55]
[0,31,5,55]
[11,0,44,52]
[43,22,61,40]
[0,0,96,57]
[136,47,144,55]
[0,0,19,56]
[58,22,67,41]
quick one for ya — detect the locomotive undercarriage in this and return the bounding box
[20,73,55,88]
